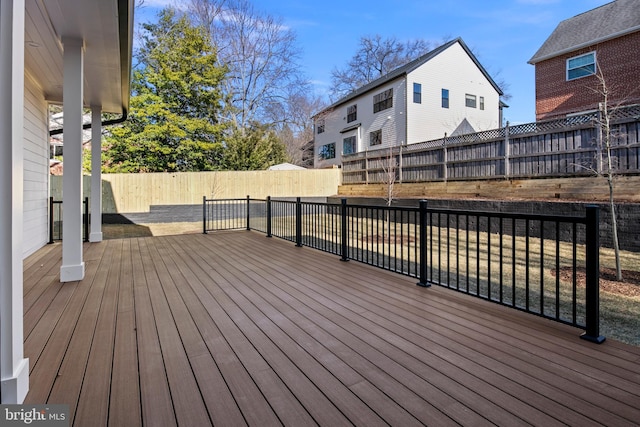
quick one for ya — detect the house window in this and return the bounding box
[370,129,382,146]
[347,104,357,123]
[480,96,485,110]
[319,142,335,159]
[567,52,596,80]
[413,83,422,104]
[343,136,356,155]
[373,88,393,113]
[441,89,449,108]
[465,94,477,108]
[317,119,325,134]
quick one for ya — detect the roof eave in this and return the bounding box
[314,37,503,117]
[528,25,640,65]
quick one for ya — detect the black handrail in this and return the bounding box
[203,196,603,342]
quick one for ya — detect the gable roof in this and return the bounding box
[317,37,503,115]
[529,0,640,64]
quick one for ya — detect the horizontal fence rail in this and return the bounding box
[203,197,604,342]
[49,196,89,243]
[343,104,640,184]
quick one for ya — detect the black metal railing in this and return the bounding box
[49,196,89,243]
[203,197,604,342]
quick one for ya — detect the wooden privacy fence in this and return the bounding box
[342,104,640,184]
[51,169,342,213]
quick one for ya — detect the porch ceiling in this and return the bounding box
[24,0,133,114]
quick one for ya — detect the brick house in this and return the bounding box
[528,0,640,120]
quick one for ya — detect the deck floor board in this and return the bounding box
[23,232,640,426]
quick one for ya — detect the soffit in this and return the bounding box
[24,0,131,114]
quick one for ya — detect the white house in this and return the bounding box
[314,38,503,168]
[0,0,133,403]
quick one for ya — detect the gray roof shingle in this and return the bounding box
[529,0,640,64]
[317,37,503,115]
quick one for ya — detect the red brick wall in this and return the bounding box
[534,31,640,120]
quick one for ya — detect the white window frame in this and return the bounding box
[370,129,382,146]
[413,82,422,104]
[567,52,596,81]
[465,94,477,108]
[320,142,335,159]
[343,136,356,155]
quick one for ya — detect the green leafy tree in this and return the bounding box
[102,8,228,172]
[223,123,288,170]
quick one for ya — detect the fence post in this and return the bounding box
[49,196,54,244]
[442,135,448,182]
[581,205,605,343]
[365,150,369,184]
[340,198,349,262]
[266,196,272,238]
[596,106,604,174]
[246,195,251,231]
[203,196,207,234]
[504,121,510,178]
[83,197,89,242]
[417,200,430,287]
[398,145,403,184]
[295,197,302,247]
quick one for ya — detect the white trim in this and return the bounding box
[90,106,103,242]
[60,37,85,282]
[0,0,30,404]
[566,51,597,81]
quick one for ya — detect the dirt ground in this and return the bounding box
[552,267,640,298]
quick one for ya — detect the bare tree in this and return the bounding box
[189,0,226,34]
[330,35,432,101]
[381,146,398,208]
[591,67,625,281]
[189,0,306,129]
[268,90,325,167]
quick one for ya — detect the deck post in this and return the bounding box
[266,196,272,238]
[202,196,207,234]
[246,195,250,231]
[581,205,605,343]
[340,198,349,262]
[49,197,55,244]
[295,197,302,247]
[83,197,89,242]
[60,37,85,282]
[417,200,430,287]
[89,106,103,242]
[0,0,29,403]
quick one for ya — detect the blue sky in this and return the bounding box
[139,0,611,124]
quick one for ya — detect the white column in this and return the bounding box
[89,106,102,242]
[0,0,30,404]
[60,37,85,282]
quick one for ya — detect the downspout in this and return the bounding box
[48,110,128,136]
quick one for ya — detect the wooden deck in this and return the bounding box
[23,231,640,426]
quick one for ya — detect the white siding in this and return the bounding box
[406,42,501,144]
[315,77,407,168]
[23,73,49,258]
